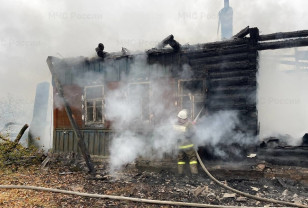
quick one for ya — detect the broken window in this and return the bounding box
[84,85,104,125]
[178,79,205,119]
[128,82,151,122]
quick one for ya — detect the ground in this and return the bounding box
[0,158,308,208]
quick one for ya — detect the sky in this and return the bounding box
[0,0,308,140]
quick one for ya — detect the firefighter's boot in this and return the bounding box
[178,165,184,175]
[190,164,198,175]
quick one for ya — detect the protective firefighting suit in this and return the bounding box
[174,121,198,175]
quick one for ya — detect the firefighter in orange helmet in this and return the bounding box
[174,109,198,175]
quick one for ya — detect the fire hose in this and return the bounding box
[191,108,307,207]
[0,157,307,208]
[195,150,308,208]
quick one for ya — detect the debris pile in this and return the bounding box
[0,132,44,168]
[1,158,308,207]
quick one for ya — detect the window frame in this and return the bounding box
[177,79,205,119]
[84,85,105,126]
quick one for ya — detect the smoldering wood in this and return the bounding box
[208,103,256,111]
[149,38,251,56]
[46,56,95,174]
[207,99,247,107]
[14,124,29,144]
[189,52,257,65]
[199,38,250,49]
[208,86,256,95]
[157,34,181,51]
[192,60,256,72]
[257,37,308,50]
[232,26,250,39]
[183,45,252,59]
[121,47,130,55]
[259,30,308,41]
[98,43,104,51]
[209,93,249,101]
[208,70,256,78]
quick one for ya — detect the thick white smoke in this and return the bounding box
[258,48,308,145]
[105,56,255,172]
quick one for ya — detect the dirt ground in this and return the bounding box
[0,159,308,208]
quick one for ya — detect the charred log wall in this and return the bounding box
[148,34,259,137]
[189,40,258,136]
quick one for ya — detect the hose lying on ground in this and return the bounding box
[195,150,308,208]
[0,154,307,208]
[0,184,258,208]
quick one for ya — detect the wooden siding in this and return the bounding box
[53,129,113,156]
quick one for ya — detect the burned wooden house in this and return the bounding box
[47,27,308,157]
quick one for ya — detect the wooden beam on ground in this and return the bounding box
[46,56,95,174]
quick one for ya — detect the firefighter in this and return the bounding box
[174,109,198,175]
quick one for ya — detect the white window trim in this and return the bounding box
[84,85,105,126]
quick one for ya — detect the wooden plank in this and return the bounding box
[47,56,95,173]
[183,45,251,59]
[232,26,250,39]
[63,132,69,152]
[259,30,308,41]
[189,52,256,65]
[68,131,74,152]
[192,60,254,72]
[208,86,256,95]
[208,104,256,111]
[208,70,256,79]
[148,38,250,56]
[106,132,111,156]
[209,76,256,87]
[59,132,64,152]
[94,131,100,155]
[88,132,95,155]
[257,37,308,50]
[53,131,58,152]
[198,38,250,49]
[73,131,78,153]
[103,132,107,156]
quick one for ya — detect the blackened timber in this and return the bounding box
[208,70,256,78]
[209,76,256,87]
[259,30,308,41]
[46,56,95,174]
[208,104,256,111]
[208,86,256,95]
[232,26,250,39]
[157,34,181,52]
[148,38,250,55]
[257,37,308,50]
[192,60,254,72]
[14,124,29,144]
[189,52,257,65]
[183,45,251,59]
[209,94,249,101]
[199,38,250,49]
[207,99,247,106]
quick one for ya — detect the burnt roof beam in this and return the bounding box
[259,30,308,41]
[157,34,181,52]
[257,37,308,51]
